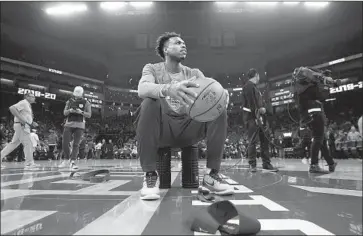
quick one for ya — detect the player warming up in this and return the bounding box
[293,67,342,173]
[136,32,234,200]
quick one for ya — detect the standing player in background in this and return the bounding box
[298,125,312,164]
[241,69,278,173]
[1,93,39,169]
[86,136,95,160]
[95,141,102,159]
[58,86,91,170]
[293,67,340,173]
[136,32,234,200]
[47,129,58,160]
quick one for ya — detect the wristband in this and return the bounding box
[159,87,166,98]
[160,84,170,98]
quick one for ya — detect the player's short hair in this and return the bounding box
[155,32,181,60]
[247,68,258,79]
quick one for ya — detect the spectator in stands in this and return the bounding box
[101,139,106,159]
[95,141,102,159]
[56,136,63,160]
[277,136,284,160]
[131,145,137,158]
[113,144,119,159]
[78,134,87,160]
[30,129,40,158]
[347,126,362,142]
[298,126,312,164]
[0,123,5,143]
[106,139,113,159]
[47,129,58,160]
[85,136,95,160]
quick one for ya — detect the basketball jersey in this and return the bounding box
[145,62,203,115]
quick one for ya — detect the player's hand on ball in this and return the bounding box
[75,108,83,114]
[167,80,200,107]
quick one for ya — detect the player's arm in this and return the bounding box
[82,101,92,118]
[9,101,30,125]
[243,84,257,110]
[294,67,348,86]
[63,101,72,116]
[253,86,267,115]
[138,64,166,99]
[253,87,263,109]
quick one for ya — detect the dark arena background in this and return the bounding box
[0,2,362,235]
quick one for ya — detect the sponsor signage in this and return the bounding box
[84,91,103,109]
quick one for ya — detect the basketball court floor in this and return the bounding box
[1,158,362,235]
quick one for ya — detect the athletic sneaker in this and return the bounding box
[309,164,329,174]
[329,162,337,172]
[58,160,68,168]
[201,170,234,195]
[249,165,257,173]
[58,160,78,171]
[262,163,279,172]
[140,171,160,200]
[70,161,79,171]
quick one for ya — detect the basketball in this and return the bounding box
[187,77,228,122]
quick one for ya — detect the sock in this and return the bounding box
[146,171,157,177]
[209,169,218,175]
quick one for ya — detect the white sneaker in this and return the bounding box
[58,161,68,168]
[140,171,160,200]
[302,158,308,164]
[202,171,234,196]
[70,161,79,171]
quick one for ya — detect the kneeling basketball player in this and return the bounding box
[136,32,234,200]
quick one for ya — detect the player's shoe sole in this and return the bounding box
[140,194,160,200]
